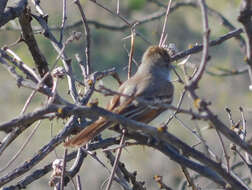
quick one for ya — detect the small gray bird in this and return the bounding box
[65,46,174,147]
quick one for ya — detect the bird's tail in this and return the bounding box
[64,118,108,147]
[64,98,134,147]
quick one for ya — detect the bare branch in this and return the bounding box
[0,0,27,27]
[19,8,53,87]
[127,25,136,79]
[74,0,91,75]
[189,0,210,88]
[105,129,126,190]
[0,0,8,14]
[159,0,172,46]
[238,0,252,88]
[171,28,243,62]
[59,0,67,43]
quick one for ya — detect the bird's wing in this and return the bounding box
[114,74,174,123]
[64,82,133,147]
[64,74,173,147]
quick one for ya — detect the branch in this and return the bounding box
[1,103,250,188]
[0,102,250,189]
[189,0,210,88]
[19,8,53,87]
[5,151,79,190]
[0,0,27,27]
[0,53,70,105]
[0,104,57,133]
[238,0,252,88]
[0,0,8,14]
[151,0,246,52]
[171,28,243,62]
[105,129,126,190]
[74,0,91,75]
[0,116,77,187]
[0,48,40,83]
[31,13,79,103]
[104,151,145,190]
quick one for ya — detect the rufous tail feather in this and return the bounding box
[64,97,134,147]
[64,118,107,147]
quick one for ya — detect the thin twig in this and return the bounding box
[32,13,79,103]
[181,166,197,190]
[105,129,126,190]
[102,142,136,152]
[170,28,242,62]
[3,48,41,82]
[127,24,136,79]
[0,120,41,173]
[238,0,252,88]
[30,0,46,16]
[215,129,230,172]
[0,33,80,154]
[122,43,139,67]
[74,0,91,75]
[233,148,252,171]
[116,0,120,14]
[21,89,40,114]
[189,0,210,88]
[75,53,87,79]
[174,116,203,141]
[165,89,186,125]
[20,72,49,114]
[239,107,247,141]
[207,66,248,77]
[59,0,67,43]
[104,151,132,190]
[89,0,152,44]
[76,175,82,190]
[153,175,173,190]
[60,148,68,190]
[159,0,172,46]
[225,107,235,126]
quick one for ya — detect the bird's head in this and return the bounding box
[137,46,172,77]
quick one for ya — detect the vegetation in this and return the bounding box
[0,0,252,189]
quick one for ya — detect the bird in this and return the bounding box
[64,45,174,147]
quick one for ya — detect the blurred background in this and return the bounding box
[0,0,252,189]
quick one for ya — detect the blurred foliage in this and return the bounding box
[128,0,147,10]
